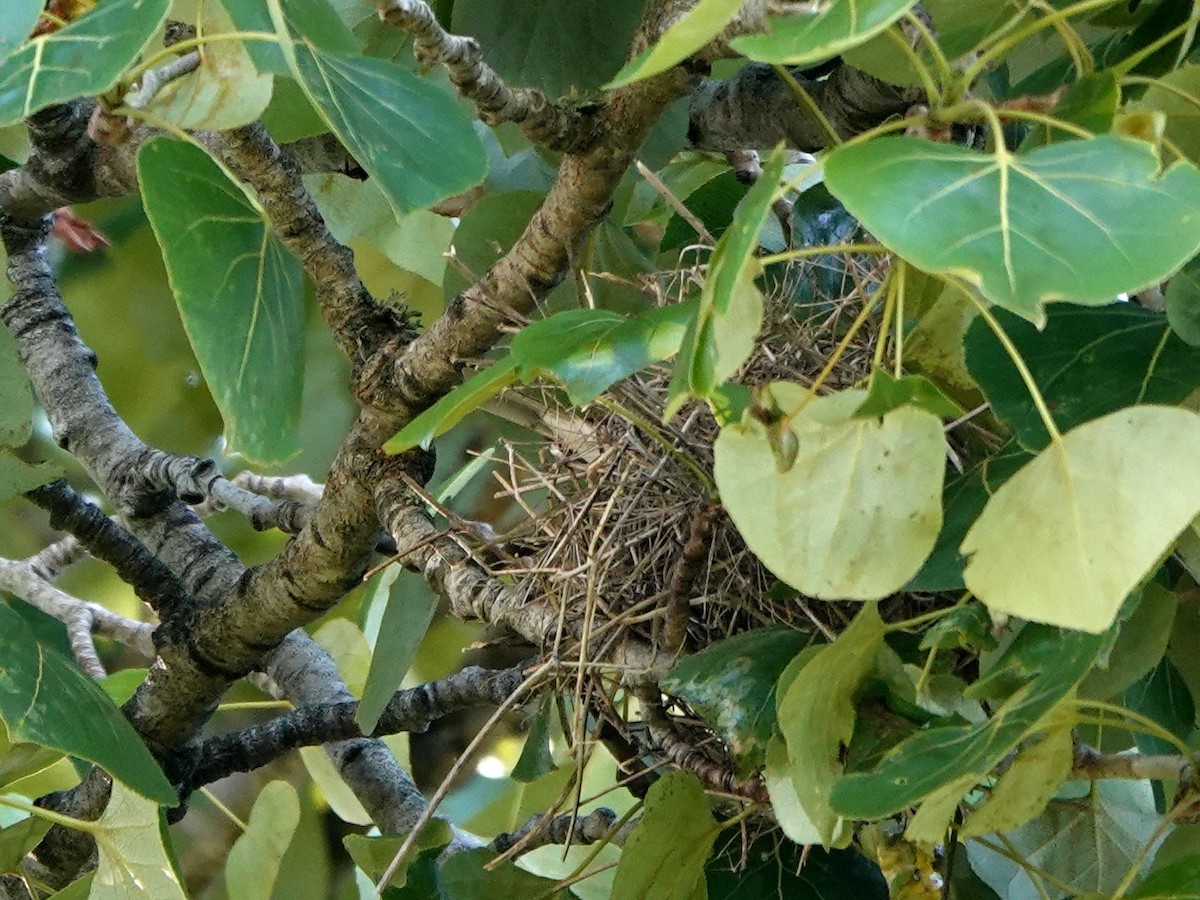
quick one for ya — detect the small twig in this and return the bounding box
[24,535,86,581]
[663,502,718,656]
[491,808,619,855]
[123,52,202,111]
[67,607,107,679]
[635,159,715,246]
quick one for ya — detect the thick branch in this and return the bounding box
[687,62,920,152]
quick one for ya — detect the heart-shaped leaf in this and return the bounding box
[138,138,305,465]
[291,44,486,216]
[714,384,945,600]
[93,782,186,899]
[961,406,1200,633]
[224,781,300,900]
[0,0,171,126]
[825,135,1200,324]
[0,1,40,63]
[0,603,175,804]
[731,0,919,66]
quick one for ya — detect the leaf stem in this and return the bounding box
[772,65,841,148]
[1075,699,1196,762]
[882,24,940,105]
[758,242,887,267]
[963,292,1062,444]
[0,794,95,833]
[1112,12,1200,77]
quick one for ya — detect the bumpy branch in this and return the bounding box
[377,0,596,153]
[181,665,529,791]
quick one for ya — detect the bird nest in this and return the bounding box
[489,249,943,664]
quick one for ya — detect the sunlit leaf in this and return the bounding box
[764,735,823,845]
[291,43,486,216]
[776,605,887,845]
[607,0,742,88]
[0,603,174,804]
[854,370,963,419]
[961,407,1200,633]
[663,627,812,773]
[612,771,719,900]
[831,625,1105,819]
[731,0,919,66]
[92,782,186,899]
[714,385,945,600]
[142,2,272,129]
[0,0,171,127]
[225,781,300,900]
[965,305,1200,450]
[825,135,1200,324]
[138,137,305,465]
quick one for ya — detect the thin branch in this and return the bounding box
[24,534,86,581]
[181,664,530,791]
[1072,743,1192,783]
[492,808,619,855]
[123,52,202,110]
[376,0,596,153]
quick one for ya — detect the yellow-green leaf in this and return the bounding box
[714,385,945,600]
[224,781,300,900]
[962,406,1200,633]
[607,0,742,88]
[732,0,918,66]
[92,782,186,900]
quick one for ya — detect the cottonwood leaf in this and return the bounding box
[0,815,50,873]
[92,782,186,899]
[138,137,305,466]
[513,302,696,405]
[451,0,644,96]
[667,147,784,417]
[831,625,1105,819]
[731,0,918,66]
[1167,254,1200,346]
[291,43,486,216]
[224,781,300,900]
[965,304,1200,450]
[966,780,1161,900]
[299,746,371,825]
[384,360,518,454]
[714,385,945,600]
[0,326,33,446]
[344,821,452,888]
[764,735,823,845]
[1135,64,1200,164]
[0,2,40,63]
[0,0,171,126]
[0,603,174,804]
[612,771,719,900]
[662,627,812,773]
[356,565,438,734]
[825,135,1200,324]
[706,837,888,900]
[776,605,886,846]
[607,0,743,87]
[961,406,1200,633]
[142,2,272,130]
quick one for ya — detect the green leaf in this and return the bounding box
[143,2,272,130]
[1019,72,1120,151]
[668,147,784,416]
[0,814,50,873]
[45,875,94,900]
[854,370,963,419]
[356,565,438,734]
[919,603,998,653]
[731,0,919,66]
[440,848,572,898]
[961,407,1200,633]
[0,1,40,62]
[344,821,452,888]
[511,695,555,783]
[1125,657,1195,760]
[0,603,174,804]
[451,0,644,96]
[138,137,305,466]
[776,604,887,845]
[763,735,823,845]
[612,771,719,900]
[607,0,742,88]
[290,44,486,216]
[825,135,1200,324]
[0,454,59,504]
[0,740,65,791]
[959,713,1073,838]
[965,780,1160,900]
[965,305,1200,451]
[1131,853,1200,899]
[661,627,812,772]
[1167,255,1200,347]
[224,781,300,900]
[0,0,171,127]
[441,191,545,304]
[99,669,149,706]
[383,359,518,454]
[1080,583,1176,702]
[513,302,696,405]
[906,443,1032,593]
[831,625,1106,819]
[624,154,729,227]
[714,385,945,600]
[219,0,360,75]
[92,782,186,899]
[705,837,888,899]
[1135,64,1200,164]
